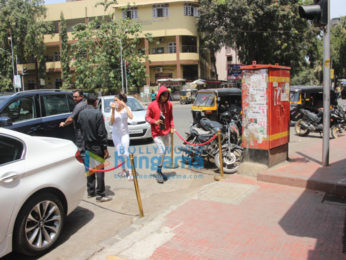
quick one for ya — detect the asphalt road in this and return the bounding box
[3,103,333,260]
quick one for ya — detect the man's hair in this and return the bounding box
[73,90,84,97]
[118,92,127,103]
[87,93,97,105]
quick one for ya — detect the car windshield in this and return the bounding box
[194,92,215,107]
[103,97,145,113]
[290,91,299,102]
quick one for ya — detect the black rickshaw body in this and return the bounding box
[192,88,242,124]
[290,85,338,121]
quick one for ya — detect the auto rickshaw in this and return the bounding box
[192,88,242,124]
[179,89,197,104]
[290,85,338,121]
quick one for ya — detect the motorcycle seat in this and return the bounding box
[200,118,223,133]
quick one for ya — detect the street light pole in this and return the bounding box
[119,38,124,93]
[8,36,16,91]
[322,0,331,167]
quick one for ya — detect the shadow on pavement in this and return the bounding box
[3,206,94,260]
[279,157,346,258]
[296,151,321,165]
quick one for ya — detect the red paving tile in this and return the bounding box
[258,135,346,195]
[153,179,345,259]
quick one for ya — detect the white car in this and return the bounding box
[98,96,152,141]
[0,127,85,257]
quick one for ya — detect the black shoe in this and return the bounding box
[87,193,96,198]
[157,167,167,181]
[162,174,168,181]
[156,173,164,184]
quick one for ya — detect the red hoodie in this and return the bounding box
[145,86,174,138]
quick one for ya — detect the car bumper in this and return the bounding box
[106,123,152,141]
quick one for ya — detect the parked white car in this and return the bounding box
[98,96,152,141]
[0,127,85,257]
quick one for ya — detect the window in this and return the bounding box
[0,97,36,123]
[151,47,164,54]
[42,94,70,116]
[0,135,24,165]
[122,7,138,19]
[54,51,60,61]
[153,4,169,17]
[184,3,199,17]
[227,56,233,62]
[168,42,176,53]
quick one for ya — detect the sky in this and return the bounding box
[44,0,346,19]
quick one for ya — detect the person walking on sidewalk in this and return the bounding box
[77,94,111,202]
[110,93,134,180]
[145,85,174,183]
[59,90,87,155]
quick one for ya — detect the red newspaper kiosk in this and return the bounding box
[241,61,291,167]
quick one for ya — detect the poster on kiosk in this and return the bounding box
[241,62,291,166]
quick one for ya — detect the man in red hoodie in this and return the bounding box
[145,85,174,183]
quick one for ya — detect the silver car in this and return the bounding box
[0,128,85,257]
[98,96,152,141]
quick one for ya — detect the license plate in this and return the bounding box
[130,129,143,134]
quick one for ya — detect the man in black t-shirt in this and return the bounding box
[59,90,87,152]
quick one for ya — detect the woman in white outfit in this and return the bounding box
[110,93,133,179]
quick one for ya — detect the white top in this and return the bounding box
[112,107,131,137]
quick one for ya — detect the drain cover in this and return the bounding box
[198,182,258,205]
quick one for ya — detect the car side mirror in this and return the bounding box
[0,116,13,127]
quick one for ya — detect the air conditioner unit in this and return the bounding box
[156,67,163,73]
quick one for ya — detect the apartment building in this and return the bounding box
[17,0,212,89]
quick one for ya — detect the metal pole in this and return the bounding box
[9,36,15,91]
[322,0,330,167]
[124,60,128,94]
[129,154,144,217]
[120,38,124,93]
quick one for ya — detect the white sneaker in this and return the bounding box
[96,196,112,202]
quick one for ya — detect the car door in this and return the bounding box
[39,93,74,140]
[0,95,42,136]
[0,134,25,251]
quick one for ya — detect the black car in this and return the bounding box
[0,89,75,140]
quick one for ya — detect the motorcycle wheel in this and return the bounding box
[330,125,342,139]
[214,148,243,174]
[295,119,310,136]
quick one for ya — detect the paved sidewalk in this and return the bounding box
[258,134,346,196]
[92,175,345,260]
[89,135,346,260]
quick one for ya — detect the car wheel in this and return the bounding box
[13,192,65,256]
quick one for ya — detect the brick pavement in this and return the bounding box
[92,135,346,260]
[151,176,345,260]
[258,134,346,196]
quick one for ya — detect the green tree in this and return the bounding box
[331,17,346,79]
[60,12,72,88]
[0,0,53,91]
[71,0,150,93]
[198,0,319,78]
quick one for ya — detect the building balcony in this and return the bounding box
[44,33,60,45]
[148,53,177,62]
[46,61,61,72]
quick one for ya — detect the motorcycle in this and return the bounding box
[179,109,243,174]
[330,105,346,138]
[295,106,345,138]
